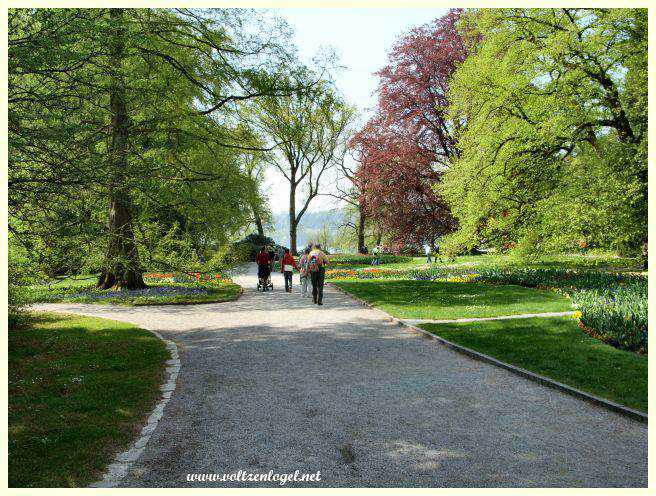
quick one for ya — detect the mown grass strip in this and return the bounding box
[9,313,169,487]
[332,279,572,320]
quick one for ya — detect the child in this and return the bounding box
[298,247,311,297]
[280,248,299,292]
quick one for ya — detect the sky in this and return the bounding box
[263,8,448,214]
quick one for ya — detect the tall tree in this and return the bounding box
[443,8,647,256]
[100,8,145,288]
[251,79,354,253]
[322,143,368,252]
[9,8,301,287]
[240,150,271,238]
[350,9,468,250]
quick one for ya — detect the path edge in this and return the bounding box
[328,282,648,424]
[29,308,181,487]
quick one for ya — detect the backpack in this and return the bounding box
[308,254,320,273]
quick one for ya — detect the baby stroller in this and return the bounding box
[257,264,273,292]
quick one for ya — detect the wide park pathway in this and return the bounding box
[34,264,646,488]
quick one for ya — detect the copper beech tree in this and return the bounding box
[349,9,468,252]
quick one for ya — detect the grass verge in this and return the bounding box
[9,313,169,487]
[419,317,647,412]
[332,279,571,319]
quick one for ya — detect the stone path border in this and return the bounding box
[89,326,179,488]
[32,309,180,488]
[403,311,575,325]
[328,282,648,423]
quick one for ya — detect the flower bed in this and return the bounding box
[328,254,412,267]
[460,268,647,353]
[327,264,647,353]
[325,267,409,279]
[31,272,241,306]
[143,272,225,286]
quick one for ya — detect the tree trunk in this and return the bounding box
[252,206,264,237]
[289,180,297,254]
[375,228,382,246]
[98,8,145,290]
[357,207,366,253]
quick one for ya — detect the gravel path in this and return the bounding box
[33,264,647,488]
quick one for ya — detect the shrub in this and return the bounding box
[232,233,278,262]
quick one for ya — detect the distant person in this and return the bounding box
[299,247,311,298]
[308,243,329,305]
[280,248,299,293]
[372,244,381,265]
[434,239,443,263]
[361,246,368,254]
[424,243,432,264]
[278,246,285,263]
[268,246,276,264]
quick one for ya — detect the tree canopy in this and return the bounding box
[442,8,647,256]
[9,8,304,285]
[350,9,468,250]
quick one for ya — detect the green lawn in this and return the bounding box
[331,252,643,273]
[420,317,647,412]
[333,279,572,319]
[9,313,169,487]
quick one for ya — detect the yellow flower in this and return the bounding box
[571,311,582,320]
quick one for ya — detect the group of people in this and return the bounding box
[255,243,329,305]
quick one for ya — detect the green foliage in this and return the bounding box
[8,251,35,328]
[9,8,300,282]
[232,233,277,262]
[413,266,648,353]
[247,70,356,252]
[443,8,647,256]
[573,287,646,353]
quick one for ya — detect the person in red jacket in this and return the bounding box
[256,246,272,287]
[280,248,299,292]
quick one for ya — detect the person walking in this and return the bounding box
[424,243,432,264]
[298,247,311,297]
[308,243,329,305]
[372,244,381,266]
[434,238,444,263]
[280,248,299,293]
[256,246,272,288]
